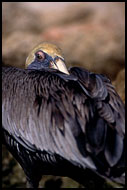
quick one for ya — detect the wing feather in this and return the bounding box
[2,67,94,169]
[2,66,125,180]
[69,67,125,168]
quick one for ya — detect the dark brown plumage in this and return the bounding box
[2,43,125,188]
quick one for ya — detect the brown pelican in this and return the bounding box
[2,42,125,188]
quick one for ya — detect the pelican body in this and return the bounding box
[2,42,125,188]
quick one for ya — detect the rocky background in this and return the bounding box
[2,2,125,188]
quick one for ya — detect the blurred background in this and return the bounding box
[2,2,125,188]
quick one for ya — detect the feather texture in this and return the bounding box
[2,66,125,187]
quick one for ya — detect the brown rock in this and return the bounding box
[2,2,43,38]
[2,2,125,81]
[2,32,43,68]
[113,69,125,103]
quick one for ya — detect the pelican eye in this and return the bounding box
[36,50,45,61]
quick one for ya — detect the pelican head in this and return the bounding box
[25,42,69,75]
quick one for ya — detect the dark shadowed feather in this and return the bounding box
[2,66,125,186]
[69,67,125,167]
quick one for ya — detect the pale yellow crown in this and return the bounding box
[25,42,64,68]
